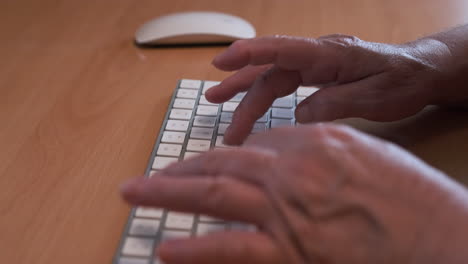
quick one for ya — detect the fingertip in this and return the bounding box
[212,40,247,71]
[120,177,147,202]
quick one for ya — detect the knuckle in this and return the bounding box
[204,177,229,209]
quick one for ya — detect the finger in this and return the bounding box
[224,66,302,145]
[120,175,272,224]
[158,231,286,264]
[295,74,387,123]
[161,148,277,185]
[205,65,271,103]
[212,35,325,71]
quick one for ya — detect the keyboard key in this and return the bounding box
[169,109,192,120]
[273,95,293,108]
[252,122,267,133]
[180,79,202,89]
[161,131,186,144]
[257,112,269,122]
[183,151,200,160]
[297,86,319,97]
[135,207,164,219]
[165,120,189,132]
[173,98,195,109]
[118,257,150,264]
[222,102,239,112]
[272,108,294,119]
[121,237,154,257]
[199,215,225,222]
[296,97,306,104]
[190,127,214,140]
[193,116,216,127]
[196,105,219,116]
[177,89,198,99]
[157,143,182,157]
[152,156,178,170]
[217,123,229,134]
[215,136,232,148]
[220,112,233,123]
[202,81,220,94]
[161,229,191,241]
[165,212,194,230]
[196,223,226,236]
[228,92,246,102]
[186,139,211,152]
[271,118,293,128]
[198,94,218,106]
[129,218,160,236]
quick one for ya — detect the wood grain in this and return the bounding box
[1,0,468,263]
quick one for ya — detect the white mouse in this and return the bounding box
[135,11,256,45]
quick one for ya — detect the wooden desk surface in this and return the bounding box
[1,0,468,263]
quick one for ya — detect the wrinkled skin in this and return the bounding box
[205,35,455,145]
[121,125,468,264]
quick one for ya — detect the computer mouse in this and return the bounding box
[134,11,256,46]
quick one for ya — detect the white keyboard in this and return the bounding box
[113,79,318,264]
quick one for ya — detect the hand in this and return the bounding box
[121,124,468,264]
[206,35,452,145]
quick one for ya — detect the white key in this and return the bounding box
[217,123,229,135]
[257,112,269,122]
[157,143,182,157]
[271,118,293,128]
[118,257,150,264]
[180,79,202,89]
[272,108,294,119]
[199,215,224,222]
[149,170,157,177]
[190,127,214,140]
[186,139,211,152]
[161,131,186,144]
[165,212,194,230]
[173,98,195,109]
[152,156,178,170]
[169,109,192,120]
[202,81,220,94]
[273,95,294,108]
[297,86,319,97]
[198,94,218,106]
[161,229,191,241]
[228,92,246,102]
[129,218,160,236]
[230,222,257,232]
[183,151,200,160]
[196,105,219,116]
[193,116,216,127]
[215,136,232,148]
[222,102,239,112]
[220,112,233,123]
[196,223,226,236]
[122,237,154,257]
[251,123,266,133]
[135,207,164,219]
[296,97,306,104]
[177,89,198,99]
[165,120,189,132]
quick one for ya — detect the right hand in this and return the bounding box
[206,35,453,145]
[121,124,468,264]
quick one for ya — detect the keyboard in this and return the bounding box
[113,79,318,264]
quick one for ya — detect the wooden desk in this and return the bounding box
[1,0,468,263]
